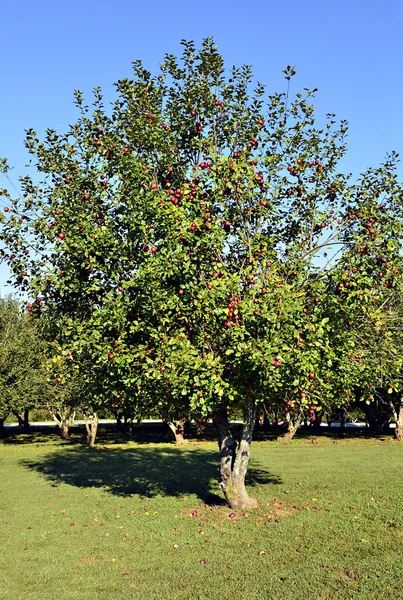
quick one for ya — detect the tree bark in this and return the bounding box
[84,412,98,447]
[52,408,75,439]
[12,409,30,430]
[13,411,24,427]
[359,394,392,434]
[168,419,187,445]
[394,396,403,441]
[23,408,30,432]
[340,410,346,430]
[214,403,258,511]
[278,412,302,443]
[310,411,323,430]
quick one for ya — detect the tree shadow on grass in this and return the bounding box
[21,446,282,505]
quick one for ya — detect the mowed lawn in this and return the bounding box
[0,429,402,600]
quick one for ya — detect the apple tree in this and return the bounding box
[1,39,403,507]
[0,295,49,432]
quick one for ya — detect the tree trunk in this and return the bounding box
[13,411,25,427]
[395,396,403,441]
[360,396,392,434]
[60,422,69,439]
[52,408,75,439]
[23,408,30,432]
[84,412,98,447]
[0,417,6,434]
[168,419,187,445]
[340,410,346,430]
[311,411,323,430]
[214,403,258,511]
[278,412,302,443]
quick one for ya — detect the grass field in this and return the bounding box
[0,426,402,600]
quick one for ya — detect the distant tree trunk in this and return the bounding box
[361,400,392,433]
[310,411,323,430]
[394,396,403,441]
[23,409,29,431]
[0,416,6,434]
[278,412,303,443]
[184,418,192,436]
[13,410,24,427]
[12,409,30,430]
[84,412,98,447]
[339,410,346,429]
[214,402,258,511]
[167,419,187,445]
[121,410,136,434]
[262,407,271,429]
[51,408,75,439]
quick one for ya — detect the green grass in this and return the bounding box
[1,429,402,600]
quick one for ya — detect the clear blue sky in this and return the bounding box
[0,0,402,292]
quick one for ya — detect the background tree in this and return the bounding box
[0,296,48,432]
[44,346,87,439]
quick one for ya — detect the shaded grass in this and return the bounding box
[1,418,394,447]
[0,434,402,599]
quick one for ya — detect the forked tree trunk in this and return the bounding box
[168,419,187,445]
[84,412,99,447]
[13,411,25,427]
[12,409,30,431]
[214,403,258,511]
[278,412,302,443]
[394,396,403,441]
[51,408,75,439]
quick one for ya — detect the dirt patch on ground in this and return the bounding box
[266,501,301,518]
[339,570,361,582]
[181,499,302,528]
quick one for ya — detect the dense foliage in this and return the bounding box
[0,296,48,428]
